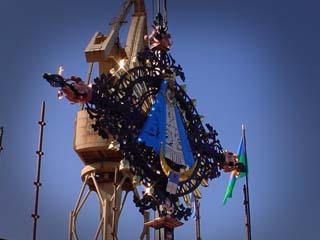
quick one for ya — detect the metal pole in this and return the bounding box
[157,0,160,14]
[152,0,155,19]
[68,211,74,240]
[163,0,168,24]
[112,167,119,240]
[32,101,46,240]
[139,211,150,240]
[81,62,94,110]
[243,185,251,240]
[194,198,201,240]
[0,127,3,157]
[242,125,252,240]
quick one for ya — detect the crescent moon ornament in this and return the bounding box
[159,142,198,182]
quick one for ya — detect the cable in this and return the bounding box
[152,0,155,20]
[164,0,168,24]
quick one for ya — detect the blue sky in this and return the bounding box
[0,0,320,239]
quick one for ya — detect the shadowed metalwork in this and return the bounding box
[86,44,224,220]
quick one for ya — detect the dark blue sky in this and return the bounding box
[1,0,319,239]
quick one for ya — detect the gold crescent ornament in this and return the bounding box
[159,143,197,182]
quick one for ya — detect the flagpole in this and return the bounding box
[242,125,252,240]
[243,184,251,240]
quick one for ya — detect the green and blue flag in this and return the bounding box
[223,136,248,205]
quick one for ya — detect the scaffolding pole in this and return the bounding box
[32,101,46,240]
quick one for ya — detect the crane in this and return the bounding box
[68,1,149,239]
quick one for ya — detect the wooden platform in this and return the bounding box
[145,217,183,230]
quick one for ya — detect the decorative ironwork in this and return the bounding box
[43,12,226,221]
[85,40,224,219]
[43,73,91,104]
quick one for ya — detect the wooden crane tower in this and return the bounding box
[69,1,148,239]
